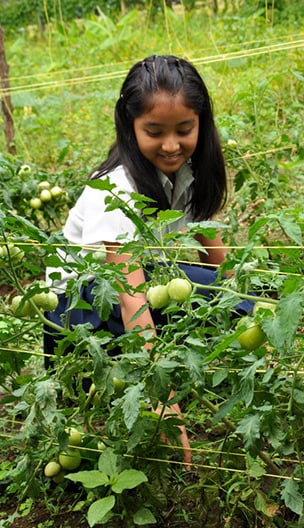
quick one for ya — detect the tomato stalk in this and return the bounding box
[192,389,281,476]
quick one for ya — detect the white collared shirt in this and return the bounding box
[46,163,195,290]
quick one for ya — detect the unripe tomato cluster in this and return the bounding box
[29,180,66,210]
[0,242,24,263]
[44,427,83,483]
[11,286,59,317]
[146,277,192,309]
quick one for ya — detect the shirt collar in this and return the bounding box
[157,163,194,208]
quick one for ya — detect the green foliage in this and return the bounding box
[0,183,303,526]
[0,4,304,527]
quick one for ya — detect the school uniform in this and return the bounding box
[44,163,252,365]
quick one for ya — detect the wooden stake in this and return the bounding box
[0,26,16,155]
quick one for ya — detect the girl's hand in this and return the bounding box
[155,391,191,470]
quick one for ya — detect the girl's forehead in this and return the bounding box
[143,89,190,113]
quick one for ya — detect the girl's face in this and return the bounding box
[133,90,199,180]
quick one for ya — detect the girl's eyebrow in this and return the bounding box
[143,119,196,127]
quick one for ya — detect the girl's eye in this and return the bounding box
[146,130,161,137]
[178,128,192,136]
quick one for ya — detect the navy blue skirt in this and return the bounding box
[43,263,253,368]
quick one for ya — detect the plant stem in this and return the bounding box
[192,389,281,476]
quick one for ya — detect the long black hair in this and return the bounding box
[92,55,227,220]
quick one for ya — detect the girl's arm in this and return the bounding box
[105,242,191,468]
[105,242,155,343]
[194,233,227,266]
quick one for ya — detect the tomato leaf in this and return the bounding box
[235,413,262,455]
[262,291,303,349]
[122,382,144,430]
[92,276,119,321]
[281,479,303,515]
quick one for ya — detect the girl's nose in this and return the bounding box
[161,135,180,153]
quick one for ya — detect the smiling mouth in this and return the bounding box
[160,153,182,160]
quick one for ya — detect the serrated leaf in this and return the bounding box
[111,469,147,493]
[213,392,241,423]
[239,358,264,407]
[156,209,185,224]
[182,349,204,378]
[262,292,303,349]
[235,413,261,454]
[92,276,119,321]
[248,460,266,478]
[122,383,144,430]
[281,478,303,515]
[133,507,157,525]
[87,177,116,193]
[277,214,302,245]
[65,470,109,488]
[87,496,115,527]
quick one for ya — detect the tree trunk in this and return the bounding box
[0,26,16,155]
[120,0,127,15]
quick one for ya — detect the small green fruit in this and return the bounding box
[146,284,169,309]
[113,377,126,395]
[50,185,64,198]
[253,301,276,316]
[59,449,81,471]
[38,180,51,190]
[40,189,52,202]
[29,197,42,209]
[237,318,266,351]
[53,470,66,484]
[66,427,83,447]
[32,291,58,311]
[11,295,32,317]
[92,244,107,263]
[44,461,62,478]
[18,164,31,176]
[167,278,192,302]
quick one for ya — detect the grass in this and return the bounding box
[2,5,303,177]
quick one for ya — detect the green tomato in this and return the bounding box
[1,243,24,262]
[32,291,58,311]
[59,449,81,471]
[18,164,32,176]
[167,278,192,302]
[29,197,42,209]
[92,244,107,263]
[66,427,83,447]
[146,284,169,309]
[44,461,62,478]
[38,180,51,190]
[53,470,66,484]
[237,317,266,351]
[50,185,64,198]
[113,376,126,395]
[40,189,52,202]
[11,295,32,317]
[253,300,276,316]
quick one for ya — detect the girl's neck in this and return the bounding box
[165,172,176,184]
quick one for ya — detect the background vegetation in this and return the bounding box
[0,0,303,526]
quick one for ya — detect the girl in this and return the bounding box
[44,55,249,465]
